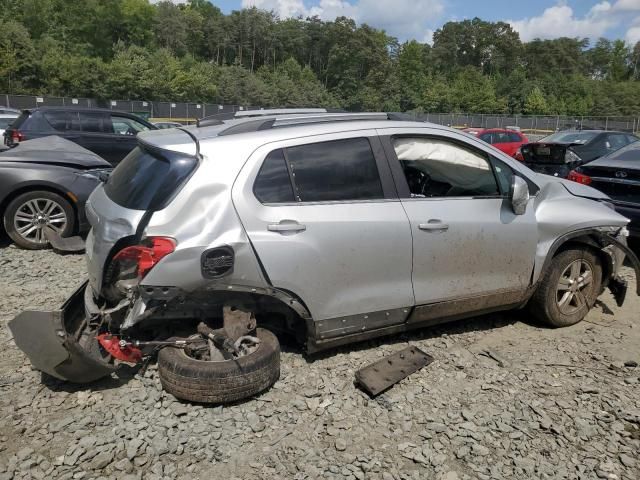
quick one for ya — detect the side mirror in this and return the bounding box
[511,176,529,215]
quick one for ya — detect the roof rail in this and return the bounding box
[197,107,340,127]
[235,108,328,118]
[217,112,392,136]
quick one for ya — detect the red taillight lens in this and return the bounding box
[11,130,24,142]
[568,170,592,185]
[113,237,176,278]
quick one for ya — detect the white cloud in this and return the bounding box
[508,1,640,43]
[241,0,444,41]
[508,3,616,41]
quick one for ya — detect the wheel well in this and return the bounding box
[0,185,79,234]
[552,237,612,283]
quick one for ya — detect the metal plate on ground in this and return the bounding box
[44,227,85,253]
[355,346,434,397]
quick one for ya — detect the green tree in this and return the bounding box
[523,86,549,115]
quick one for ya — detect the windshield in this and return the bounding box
[540,131,598,144]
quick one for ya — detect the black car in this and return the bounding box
[0,136,111,249]
[569,141,640,240]
[519,130,638,178]
[4,107,157,165]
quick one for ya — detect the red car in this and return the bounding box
[463,128,528,158]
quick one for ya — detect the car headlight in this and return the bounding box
[75,168,112,182]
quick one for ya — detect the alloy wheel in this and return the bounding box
[556,259,594,315]
[13,198,67,245]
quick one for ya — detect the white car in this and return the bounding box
[0,113,18,137]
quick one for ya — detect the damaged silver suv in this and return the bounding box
[11,112,640,403]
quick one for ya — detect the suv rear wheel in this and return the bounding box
[4,191,75,250]
[158,327,280,403]
[530,248,602,327]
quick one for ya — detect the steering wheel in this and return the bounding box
[404,166,431,197]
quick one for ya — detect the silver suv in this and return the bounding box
[11,112,640,403]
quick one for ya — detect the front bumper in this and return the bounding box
[8,281,116,383]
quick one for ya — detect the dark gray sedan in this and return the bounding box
[0,136,111,249]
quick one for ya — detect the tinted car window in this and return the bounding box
[507,132,522,142]
[43,111,80,132]
[104,147,197,211]
[494,132,512,143]
[479,133,493,144]
[79,112,108,133]
[606,133,629,150]
[286,138,383,202]
[606,140,640,161]
[110,115,151,136]
[393,137,499,198]
[254,149,295,203]
[540,131,598,144]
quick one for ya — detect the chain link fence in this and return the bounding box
[0,94,258,122]
[3,95,640,134]
[407,112,640,136]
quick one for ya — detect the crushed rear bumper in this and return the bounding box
[8,281,116,383]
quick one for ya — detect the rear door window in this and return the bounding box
[104,146,197,211]
[79,112,109,133]
[286,138,384,202]
[43,111,80,132]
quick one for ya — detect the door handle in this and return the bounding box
[267,221,306,233]
[418,220,449,232]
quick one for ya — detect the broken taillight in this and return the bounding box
[567,169,592,185]
[113,237,176,279]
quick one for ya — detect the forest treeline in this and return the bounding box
[2,0,640,115]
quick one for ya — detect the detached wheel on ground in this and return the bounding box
[530,248,602,327]
[3,190,75,250]
[158,327,280,403]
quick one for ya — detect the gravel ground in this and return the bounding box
[0,244,639,480]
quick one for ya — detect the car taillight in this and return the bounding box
[514,148,524,161]
[568,170,592,185]
[113,237,176,279]
[11,130,24,142]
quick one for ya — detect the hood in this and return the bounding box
[0,135,110,169]
[533,172,610,200]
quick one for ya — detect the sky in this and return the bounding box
[199,0,640,45]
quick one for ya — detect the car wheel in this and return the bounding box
[158,328,280,403]
[530,248,602,328]
[3,191,75,250]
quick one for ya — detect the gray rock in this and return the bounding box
[89,452,113,470]
[335,439,347,451]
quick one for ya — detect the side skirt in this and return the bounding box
[306,290,525,354]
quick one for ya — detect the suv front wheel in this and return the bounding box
[530,248,602,327]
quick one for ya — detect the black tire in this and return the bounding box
[530,248,602,328]
[3,190,75,250]
[158,328,280,403]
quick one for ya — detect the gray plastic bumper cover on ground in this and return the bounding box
[8,281,116,383]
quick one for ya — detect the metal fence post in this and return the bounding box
[605,116,609,131]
